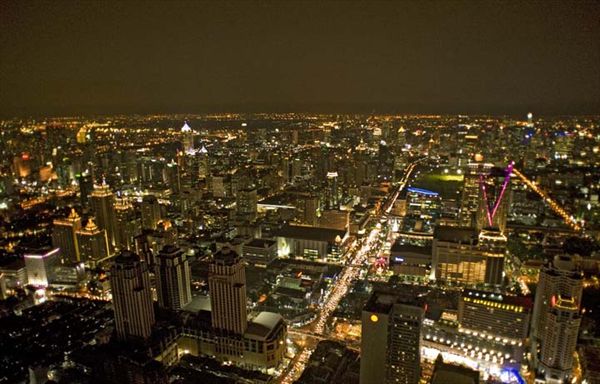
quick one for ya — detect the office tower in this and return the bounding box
[531,255,583,383]
[406,187,441,220]
[431,226,504,287]
[303,194,319,226]
[181,121,194,154]
[90,181,117,248]
[77,171,94,208]
[404,187,441,235]
[164,160,180,194]
[77,218,110,267]
[198,145,209,179]
[110,250,155,341]
[280,156,290,183]
[459,162,493,228]
[24,248,60,287]
[141,195,162,230]
[326,171,339,209]
[292,157,302,179]
[208,246,247,335]
[52,208,82,263]
[360,289,424,384]
[236,187,257,221]
[477,228,506,286]
[459,289,532,341]
[155,245,192,310]
[114,200,140,251]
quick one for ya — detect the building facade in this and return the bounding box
[360,290,424,384]
[110,250,156,341]
[155,245,192,310]
[52,208,82,263]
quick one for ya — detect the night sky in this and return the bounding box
[1,0,599,117]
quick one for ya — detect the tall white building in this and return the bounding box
[531,254,583,383]
[181,121,194,154]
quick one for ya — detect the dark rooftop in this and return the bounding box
[434,226,478,244]
[274,225,345,243]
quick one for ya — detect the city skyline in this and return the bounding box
[1,1,599,384]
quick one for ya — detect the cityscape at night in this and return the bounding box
[1,2,599,384]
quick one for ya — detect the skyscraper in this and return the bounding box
[326,171,339,209]
[76,218,110,267]
[208,246,247,335]
[52,208,82,263]
[181,121,194,154]
[360,289,424,384]
[459,162,493,228]
[141,195,162,230]
[110,250,155,341]
[77,171,94,208]
[531,255,583,383]
[432,226,505,287]
[198,144,209,179]
[114,199,140,251]
[90,181,117,249]
[236,187,257,222]
[155,245,192,310]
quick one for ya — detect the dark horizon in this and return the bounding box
[1,0,599,118]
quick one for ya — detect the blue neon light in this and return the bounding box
[407,187,439,196]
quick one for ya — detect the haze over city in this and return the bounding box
[1,0,599,116]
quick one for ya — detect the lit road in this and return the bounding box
[512,167,582,232]
[277,162,418,384]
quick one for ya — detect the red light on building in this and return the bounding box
[21,153,30,161]
[551,295,556,307]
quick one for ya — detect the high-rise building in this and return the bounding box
[110,250,155,341]
[236,187,257,221]
[155,245,192,310]
[476,228,506,286]
[304,194,319,226]
[90,181,117,248]
[24,248,60,287]
[52,208,82,263]
[459,162,493,228]
[141,195,162,230]
[114,199,140,251]
[181,121,194,154]
[77,171,94,208]
[531,255,583,383]
[360,289,424,384]
[431,226,504,287]
[326,171,339,209]
[458,289,532,341]
[198,145,209,179]
[209,246,247,335]
[77,218,110,267]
